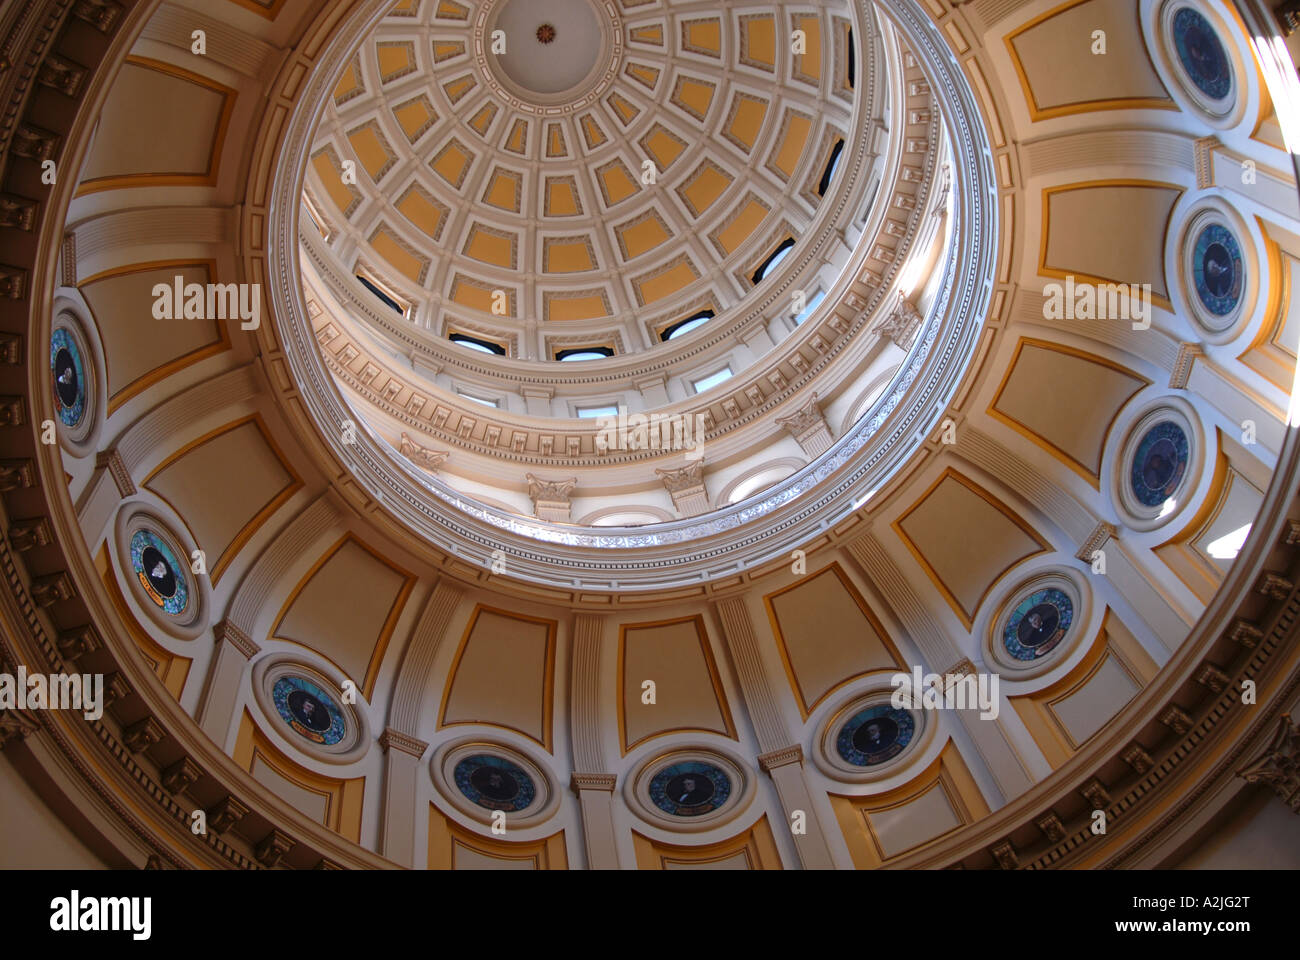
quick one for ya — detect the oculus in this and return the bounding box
[129,529,189,617]
[985,572,1089,678]
[1130,419,1190,509]
[272,675,347,745]
[49,306,103,453]
[50,328,86,428]
[1112,402,1201,530]
[1172,7,1231,103]
[1180,205,1253,339]
[1003,586,1073,662]
[627,749,752,829]
[814,689,934,782]
[835,704,915,767]
[453,754,537,812]
[432,740,557,826]
[648,760,731,818]
[1191,221,1244,318]
[1157,1,1238,121]
[115,508,209,638]
[487,0,609,100]
[252,658,369,763]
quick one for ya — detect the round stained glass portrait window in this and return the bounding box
[648,760,731,818]
[1130,420,1190,509]
[1192,222,1244,318]
[453,754,537,812]
[50,328,86,428]
[272,675,347,746]
[129,529,189,616]
[1003,587,1073,662]
[1172,7,1232,103]
[836,704,915,767]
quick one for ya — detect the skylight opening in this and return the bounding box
[818,139,845,197]
[662,309,716,342]
[449,333,506,356]
[846,28,856,89]
[356,274,405,315]
[556,347,614,361]
[692,367,733,393]
[458,391,499,408]
[577,405,620,419]
[752,238,796,285]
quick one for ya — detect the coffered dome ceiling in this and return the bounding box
[308,0,865,350]
[299,0,961,549]
[4,0,1300,877]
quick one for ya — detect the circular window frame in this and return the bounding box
[113,505,211,640]
[984,569,1090,680]
[430,737,559,829]
[625,746,755,833]
[1110,399,1204,532]
[813,685,934,783]
[251,656,370,765]
[1152,0,1243,126]
[50,301,105,456]
[1177,199,1256,342]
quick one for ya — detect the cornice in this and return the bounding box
[757,744,804,772]
[570,772,617,793]
[378,728,428,759]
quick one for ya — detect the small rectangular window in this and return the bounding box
[692,367,733,393]
[577,405,620,419]
[794,290,826,325]
[556,346,615,361]
[449,332,507,356]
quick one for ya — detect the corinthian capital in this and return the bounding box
[527,474,577,522]
[873,295,924,351]
[526,474,577,503]
[1237,716,1300,813]
[655,460,709,517]
[776,392,833,457]
[654,460,704,494]
[399,432,449,472]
